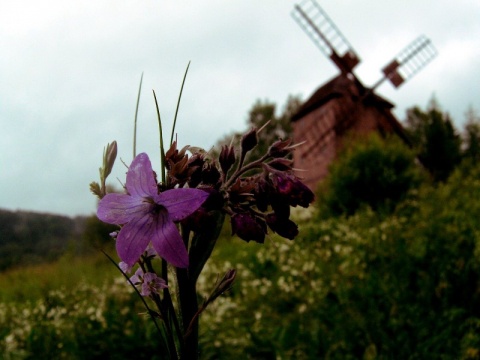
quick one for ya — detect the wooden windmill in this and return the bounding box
[290,0,437,189]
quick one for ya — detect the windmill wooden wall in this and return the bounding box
[291,74,409,190]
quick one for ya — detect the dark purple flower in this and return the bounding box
[231,213,266,243]
[97,153,209,268]
[271,172,315,208]
[265,213,299,240]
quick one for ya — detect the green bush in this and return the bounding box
[317,134,424,217]
[197,164,480,359]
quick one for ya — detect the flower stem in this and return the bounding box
[176,228,199,359]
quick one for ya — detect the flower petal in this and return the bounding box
[97,192,151,224]
[116,213,153,266]
[156,188,209,222]
[126,153,158,198]
[151,210,189,268]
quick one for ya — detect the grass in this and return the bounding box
[0,248,120,303]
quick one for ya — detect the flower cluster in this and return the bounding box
[91,120,314,359]
[162,128,315,244]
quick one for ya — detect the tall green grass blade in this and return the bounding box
[153,90,166,183]
[133,72,144,158]
[170,61,191,146]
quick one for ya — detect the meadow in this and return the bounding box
[1,176,480,360]
[2,136,480,359]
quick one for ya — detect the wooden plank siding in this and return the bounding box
[291,74,409,191]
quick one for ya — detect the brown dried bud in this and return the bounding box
[165,141,189,170]
[219,145,236,176]
[268,138,292,158]
[201,162,221,186]
[102,141,117,179]
[240,128,258,155]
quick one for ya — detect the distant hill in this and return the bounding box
[0,209,91,271]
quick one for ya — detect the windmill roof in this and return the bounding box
[292,74,394,121]
[291,73,410,143]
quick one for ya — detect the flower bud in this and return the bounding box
[201,162,221,186]
[89,181,102,198]
[240,128,258,155]
[207,269,237,305]
[103,141,117,179]
[219,145,236,175]
[268,138,292,158]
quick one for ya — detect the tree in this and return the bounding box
[462,106,480,163]
[404,99,461,182]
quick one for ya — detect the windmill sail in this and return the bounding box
[292,0,360,74]
[381,35,437,88]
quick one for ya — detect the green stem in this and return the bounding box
[176,228,199,360]
[176,268,199,360]
[223,152,270,189]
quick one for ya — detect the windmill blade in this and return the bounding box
[292,0,360,74]
[381,35,437,88]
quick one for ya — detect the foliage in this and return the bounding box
[0,279,164,360]
[0,210,118,272]
[2,162,480,359]
[0,210,83,271]
[404,100,462,182]
[462,106,480,163]
[197,164,480,359]
[82,215,118,249]
[0,252,119,303]
[317,133,423,217]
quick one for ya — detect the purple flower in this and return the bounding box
[130,268,167,297]
[119,261,132,274]
[97,153,209,268]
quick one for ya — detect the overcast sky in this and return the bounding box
[1,0,479,217]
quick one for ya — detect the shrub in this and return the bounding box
[318,133,423,217]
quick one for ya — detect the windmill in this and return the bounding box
[290,0,437,189]
[291,0,437,92]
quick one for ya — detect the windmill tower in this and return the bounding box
[290,0,437,190]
